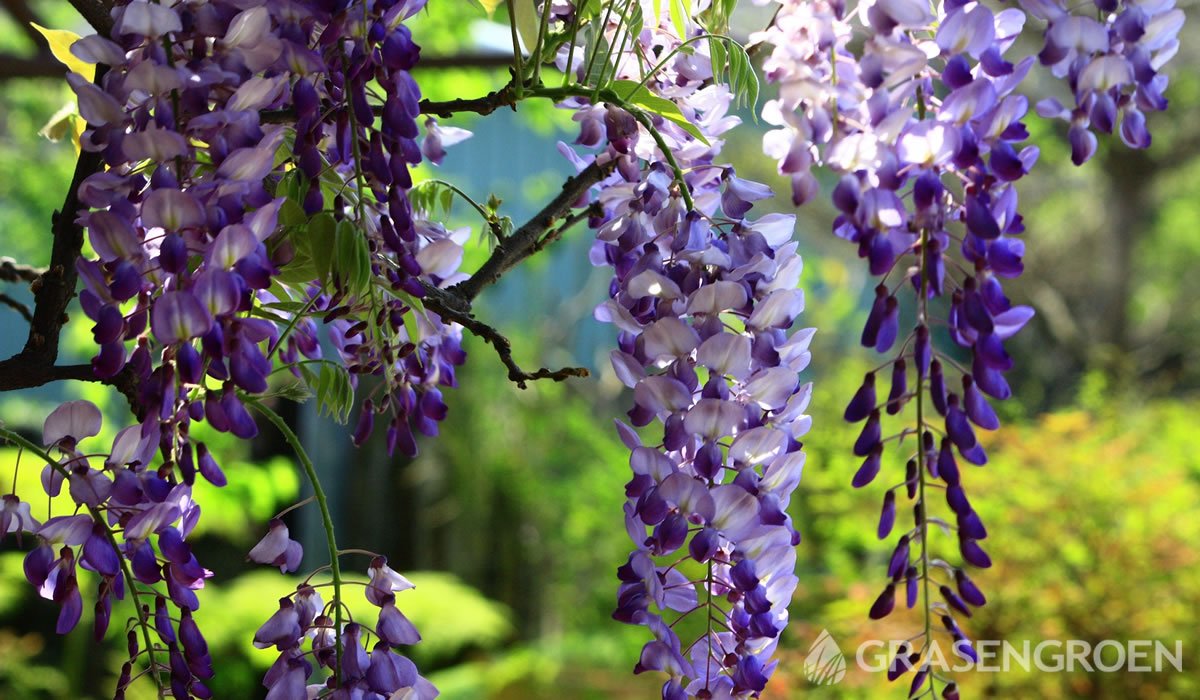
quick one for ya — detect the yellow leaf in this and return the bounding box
[30,23,95,81]
[477,0,504,16]
[72,115,86,154]
[38,102,76,142]
[38,102,85,154]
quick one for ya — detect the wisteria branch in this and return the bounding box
[421,284,589,390]
[0,66,142,408]
[409,161,610,388]
[419,84,520,119]
[0,257,45,283]
[452,160,612,301]
[263,83,520,124]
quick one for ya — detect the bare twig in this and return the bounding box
[527,203,601,258]
[0,53,65,81]
[451,160,613,301]
[422,284,589,390]
[0,258,45,284]
[0,294,33,323]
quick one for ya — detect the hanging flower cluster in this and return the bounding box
[3,0,475,695]
[756,0,1183,694]
[20,401,214,698]
[252,556,437,699]
[1031,0,1184,163]
[554,6,814,697]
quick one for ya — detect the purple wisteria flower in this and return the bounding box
[248,519,303,574]
[18,0,453,694]
[757,0,1184,693]
[559,8,813,697]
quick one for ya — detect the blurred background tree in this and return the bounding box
[0,1,1197,698]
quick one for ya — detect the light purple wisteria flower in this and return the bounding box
[555,7,813,697]
[757,0,1184,693]
[248,519,303,574]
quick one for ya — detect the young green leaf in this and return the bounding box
[668,0,690,40]
[608,79,710,145]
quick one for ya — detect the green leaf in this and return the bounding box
[668,0,689,40]
[298,362,318,388]
[699,0,737,34]
[278,198,307,228]
[333,220,370,297]
[578,0,603,18]
[262,380,313,404]
[409,180,455,218]
[403,303,423,345]
[313,362,353,424]
[721,39,759,112]
[261,300,312,314]
[625,2,644,42]
[308,213,336,285]
[709,35,727,88]
[513,0,541,54]
[276,235,318,285]
[608,79,709,145]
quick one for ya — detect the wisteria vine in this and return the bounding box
[0,0,1185,699]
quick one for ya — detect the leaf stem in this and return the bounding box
[415,179,499,234]
[506,0,525,97]
[561,5,585,87]
[621,33,739,101]
[530,0,554,84]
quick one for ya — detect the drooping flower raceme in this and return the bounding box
[553,7,814,697]
[757,0,1183,694]
[16,0,464,695]
[1029,0,1184,163]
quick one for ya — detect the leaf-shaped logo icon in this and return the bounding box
[804,629,847,685]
